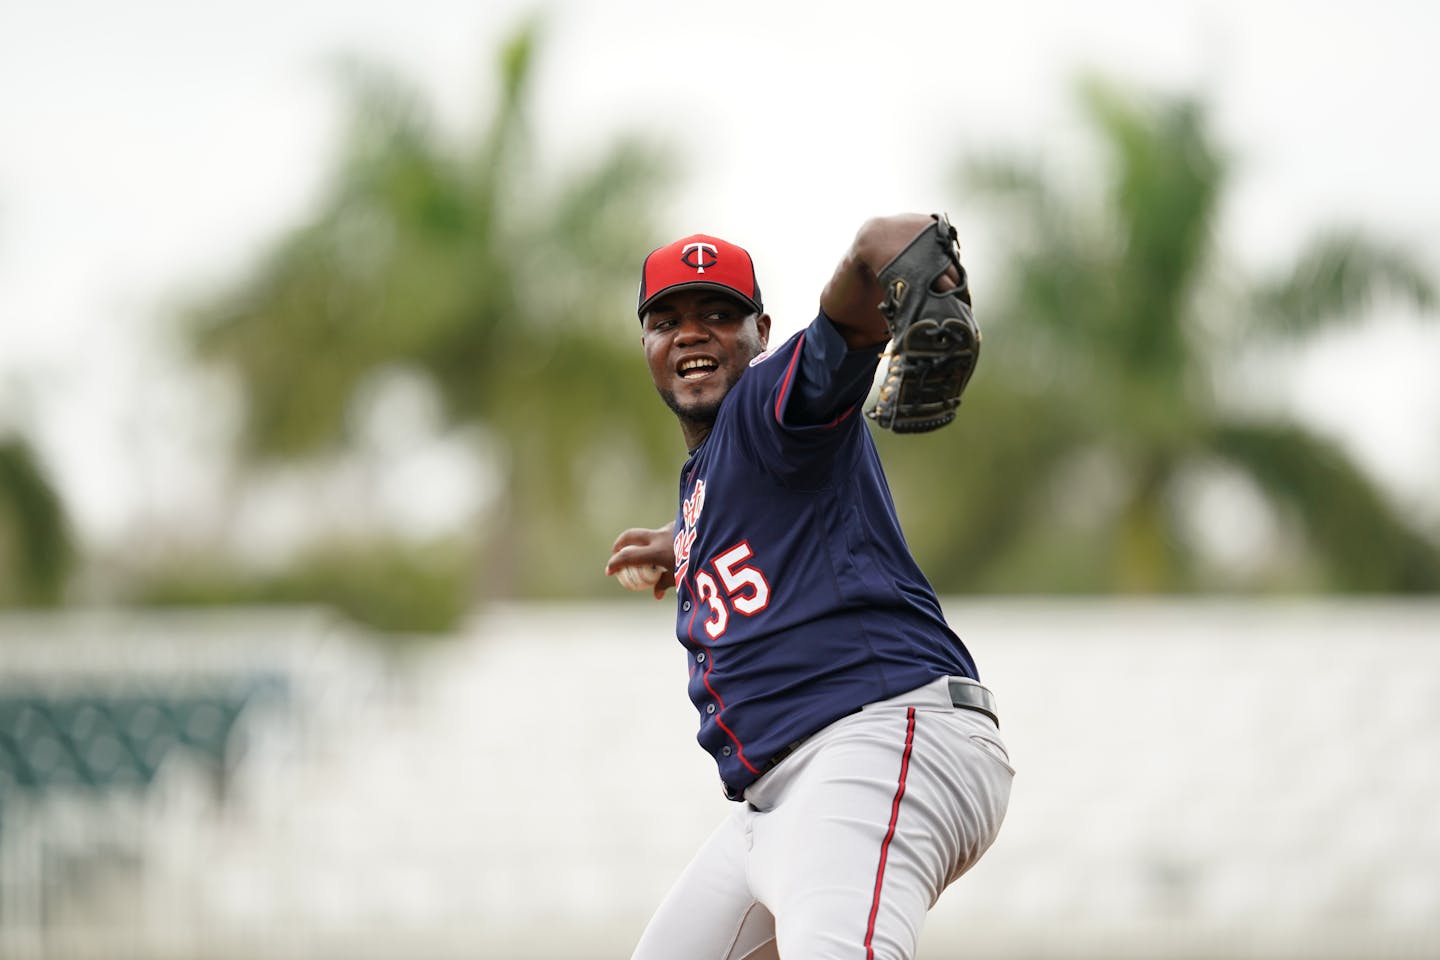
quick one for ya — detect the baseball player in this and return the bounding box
[606,214,1011,960]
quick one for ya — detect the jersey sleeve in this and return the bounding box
[780,310,884,428]
[725,312,883,489]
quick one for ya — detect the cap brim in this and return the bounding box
[637,281,762,320]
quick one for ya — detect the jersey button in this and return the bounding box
[695,652,706,663]
[722,746,732,757]
[706,704,716,714]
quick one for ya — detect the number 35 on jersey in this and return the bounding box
[693,542,771,639]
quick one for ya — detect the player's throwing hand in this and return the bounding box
[605,524,676,600]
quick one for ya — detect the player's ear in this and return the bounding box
[755,312,772,348]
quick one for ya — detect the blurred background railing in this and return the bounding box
[1,600,1437,959]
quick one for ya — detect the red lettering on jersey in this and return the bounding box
[676,479,707,582]
[673,526,696,583]
[683,479,706,529]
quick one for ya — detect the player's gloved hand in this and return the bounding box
[606,524,678,600]
[867,213,981,433]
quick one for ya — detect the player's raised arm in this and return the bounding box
[820,214,953,349]
[823,213,979,434]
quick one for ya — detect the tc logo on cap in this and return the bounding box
[681,242,718,273]
[637,232,763,320]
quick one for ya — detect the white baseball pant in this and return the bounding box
[632,675,1013,960]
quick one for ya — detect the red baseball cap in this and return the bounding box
[637,233,763,320]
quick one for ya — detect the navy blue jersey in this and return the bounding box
[670,311,978,799]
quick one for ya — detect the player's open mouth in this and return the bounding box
[678,357,719,380]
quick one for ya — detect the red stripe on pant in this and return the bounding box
[865,706,917,959]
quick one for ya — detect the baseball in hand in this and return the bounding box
[616,564,665,592]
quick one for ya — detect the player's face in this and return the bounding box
[642,290,771,428]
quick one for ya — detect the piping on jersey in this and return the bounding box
[684,574,760,775]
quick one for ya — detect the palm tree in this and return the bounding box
[178,19,681,612]
[0,433,74,606]
[880,76,1438,593]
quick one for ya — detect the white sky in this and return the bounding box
[1,0,1438,549]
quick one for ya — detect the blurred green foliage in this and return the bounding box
[0,434,74,607]
[881,76,1439,593]
[134,537,473,634]
[146,18,683,629]
[131,34,1439,630]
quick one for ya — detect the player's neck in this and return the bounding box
[661,391,719,452]
[680,419,713,453]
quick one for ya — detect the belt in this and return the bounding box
[756,678,999,781]
[947,678,1000,728]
